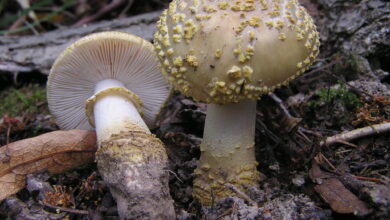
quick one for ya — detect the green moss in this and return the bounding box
[308,82,362,110]
[0,84,47,117]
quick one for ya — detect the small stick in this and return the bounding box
[352,175,381,183]
[298,127,322,137]
[335,140,359,148]
[297,129,312,143]
[225,183,257,207]
[268,92,293,119]
[321,122,390,147]
[167,170,183,183]
[72,0,126,27]
[118,0,135,18]
[304,58,342,77]
[318,153,336,171]
[40,201,88,215]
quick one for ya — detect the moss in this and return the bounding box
[0,84,47,117]
[308,82,361,110]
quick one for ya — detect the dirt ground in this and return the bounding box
[0,0,389,219]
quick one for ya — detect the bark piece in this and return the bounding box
[0,11,161,75]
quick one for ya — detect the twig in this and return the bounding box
[22,19,40,35]
[335,149,357,172]
[119,0,135,18]
[72,0,126,27]
[352,175,381,183]
[268,92,293,118]
[297,129,312,143]
[304,57,342,77]
[321,122,390,146]
[326,70,374,100]
[225,183,257,207]
[40,201,88,215]
[167,170,183,183]
[216,207,234,220]
[335,140,359,148]
[256,114,281,145]
[298,127,322,137]
[318,153,337,171]
[303,57,374,100]
[6,15,27,36]
[230,201,238,218]
[6,125,11,146]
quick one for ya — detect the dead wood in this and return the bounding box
[0,11,161,75]
[321,122,390,147]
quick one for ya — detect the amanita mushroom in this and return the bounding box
[47,32,175,219]
[154,0,320,204]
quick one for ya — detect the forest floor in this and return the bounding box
[0,0,389,219]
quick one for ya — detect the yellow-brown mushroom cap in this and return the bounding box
[154,0,320,104]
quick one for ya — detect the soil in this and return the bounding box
[0,0,389,219]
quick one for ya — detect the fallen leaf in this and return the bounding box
[0,173,26,200]
[0,130,96,177]
[314,178,372,216]
[309,160,332,184]
[0,130,97,201]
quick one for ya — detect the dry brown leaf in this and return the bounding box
[12,151,96,175]
[0,173,26,200]
[0,152,95,201]
[0,130,97,201]
[0,130,96,177]
[314,178,372,216]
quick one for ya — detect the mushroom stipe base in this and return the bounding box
[95,123,175,219]
[193,144,260,205]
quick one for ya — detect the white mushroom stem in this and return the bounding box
[193,100,260,203]
[202,100,256,158]
[86,79,175,219]
[92,79,149,142]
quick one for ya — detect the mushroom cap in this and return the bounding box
[47,31,170,130]
[154,0,320,104]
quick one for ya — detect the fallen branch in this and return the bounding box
[321,122,390,147]
[0,11,161,75]
[0,130,97,201]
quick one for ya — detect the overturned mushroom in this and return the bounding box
[47,32,175,219]
[154,0,320,204]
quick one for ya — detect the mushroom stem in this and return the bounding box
[92,79,149,142]
[193,100,260,204]
[87,79,175,219]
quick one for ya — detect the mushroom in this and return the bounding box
[47,31,175,219]
[154,0,320,204]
